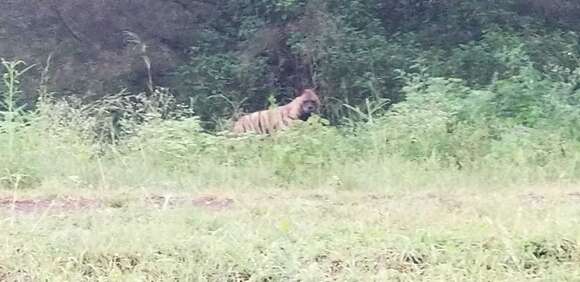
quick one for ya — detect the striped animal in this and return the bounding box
[233,89,321,135]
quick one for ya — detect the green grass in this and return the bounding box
[1,60,580,281]
[1,185,580,281]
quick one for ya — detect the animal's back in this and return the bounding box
[233,107,290,135]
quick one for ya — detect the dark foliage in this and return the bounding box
[2,0,580,127]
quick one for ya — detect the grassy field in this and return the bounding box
[1,181,580,281]
[2,61,580,281]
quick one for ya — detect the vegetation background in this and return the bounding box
[1,0,580,280]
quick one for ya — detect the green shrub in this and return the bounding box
[3,53,580,189]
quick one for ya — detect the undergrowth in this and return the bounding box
[1,59,580,190]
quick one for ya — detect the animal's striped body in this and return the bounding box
[233,89,320,135]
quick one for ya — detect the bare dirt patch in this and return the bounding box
[0,194,234,216]
[0,196,102,215]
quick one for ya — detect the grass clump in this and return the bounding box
[1,59,580,189]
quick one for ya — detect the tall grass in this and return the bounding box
[1,60,580,191]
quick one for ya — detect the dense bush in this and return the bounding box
[163,0,580,127]
[3,0,580,189]
[4,1,580,128]
[2,54,580,190]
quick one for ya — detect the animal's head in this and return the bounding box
[295,88,321,120]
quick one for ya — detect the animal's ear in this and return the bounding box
[293,87,305,98]
[293,88,301,97]
[297,86,317,96]
[308,85,320,94]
